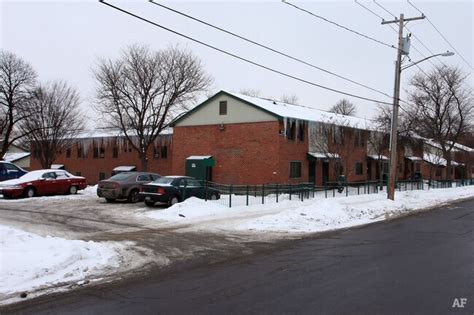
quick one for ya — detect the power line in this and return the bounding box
[282,0,397,50]
[407,0,474,70]
[148,0,394,100]
[99,0,393,106]
[353,0,436,113]
[354,0,386,21]
[356,0,436,68]
[372,0,438,68]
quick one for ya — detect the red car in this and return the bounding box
[0,169,87,199]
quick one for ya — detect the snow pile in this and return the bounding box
[0,224,125,295]
[144,186,474,234]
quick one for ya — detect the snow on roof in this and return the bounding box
[51,164,64,169]
[423,138,474,153]
[2,152,30,163]
[450,141,474,152]
[75,128,173,139]
[226,91,376,130]
[405,156,423,161]
[423,153,462,166]
[308,152,340,159]
[113,166,136,172]
[367,154,389,160]
[186,155,213,160]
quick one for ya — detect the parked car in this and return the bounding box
[0,161,28,182]
[0,169,86,198]
[97,172,161,203]
[140,176,220,207]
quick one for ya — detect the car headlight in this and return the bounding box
[0,185,23,190]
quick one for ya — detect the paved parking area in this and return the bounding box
[0,192,277,302]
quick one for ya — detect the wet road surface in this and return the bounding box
[2,198,474,315]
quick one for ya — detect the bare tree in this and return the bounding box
[0,50,37,159]
[407,65,474,180]
[239,89,300,105]
[309,120,356,182]
[239,88,262,98]
[370,104,415,187]
[279,94,299,105]
[94,44,211,171]
[19,81,84,168]
[329,99,357,116]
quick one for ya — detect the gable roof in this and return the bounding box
[171,90,375,130]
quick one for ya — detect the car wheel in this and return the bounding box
[69,186,78,195]
[128,189,139,203]
[169,196,179,206]
[210,193,218,200]
[145,200,155,207]
[105,198,115,203]
[24,187,35,198]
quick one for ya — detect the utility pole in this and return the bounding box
[382,13,424,200]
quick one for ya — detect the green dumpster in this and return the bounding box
[185,155,215,181]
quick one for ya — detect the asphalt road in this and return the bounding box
[3,198,474,315]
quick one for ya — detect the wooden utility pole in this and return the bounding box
[382,13,424,200]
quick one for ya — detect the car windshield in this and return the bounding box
[152,177,176,185]
[108,173,134,181]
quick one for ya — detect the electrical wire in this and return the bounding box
[372,0,438,68]
[282,0,397,50]
[407,0,474,70]
[148,0,394,100]
[356,0,437,70]
[99,0,394,106]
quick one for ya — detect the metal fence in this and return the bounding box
[203,178,474,208]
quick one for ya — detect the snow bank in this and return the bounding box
[0,224,125,295]
[143,186,474,234]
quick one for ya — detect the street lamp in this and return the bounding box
[401,51,455,71]
[386,47,454,201]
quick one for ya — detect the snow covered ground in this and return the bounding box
[143,186,474,234]
[0,224,132,301]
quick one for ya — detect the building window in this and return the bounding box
[99,172,106,180]
[161,146,168,159]
[333,126,344,145]
[93,146,105,159]
[354,130,364,147]
[383,162,389,174]
[298,122,305,142]
[219,101,227,115]
[355,162,363,175]
[415,163,421,172]
[66,148,71,158]
[112,147,118,158]
[76,172,82,176]
[289,161,302,178]
[287,120,296,140]
[153,146,160,159]
[77,146,85,159]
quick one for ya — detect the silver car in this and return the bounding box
[97,172,160,203]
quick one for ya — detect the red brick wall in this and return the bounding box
[172,121,282,185]
[30,137,173,185]
[277,120,309,184]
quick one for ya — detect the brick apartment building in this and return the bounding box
[171,91,429,185]
[30,129,173,184]
[29,90,471,185]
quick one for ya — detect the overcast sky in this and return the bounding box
[1,0,472,127]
